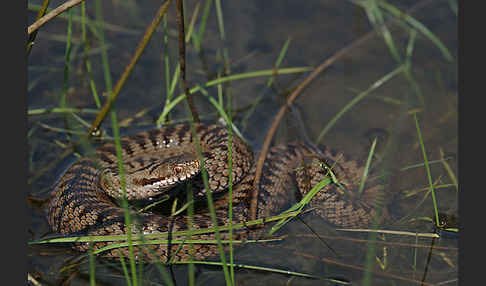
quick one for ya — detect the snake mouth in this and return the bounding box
[133,165,199,188]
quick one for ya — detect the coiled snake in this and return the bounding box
[47,123,387,261]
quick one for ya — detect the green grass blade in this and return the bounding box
[378,1,454,62]
[403,29,424,106]
[95,0,113,93]
[156,62,180,125]
[110,108,138,286]
[361,0,401,63]
[399,156,454,172]
[405,29,417,60]
[162,14,171,112]
[197,86,244,140]
[206,66,312,85]
[241,37,292,131]
[94,0,137,284]
[157,67,312,124]
[335,228,440,238]
[215,0,226,42]
[28,3,140,36]
[188,120,232,286]
[268,176,332,235]
[29,210,303,246]
[169,63,181,96]
[88,240,96,286]
[316,64,405,144]
[28,107,99,116]
[439,147,458,192]
[117,250,133,286]
[185,2,201,43]
[268,37,292,88]
[358,138,377,195]
[59,7,73,110]
[185,183,195,286]
[194,0,213,52]
[218,71,237,285]
[81,1,101,108]
[413,112,440,227]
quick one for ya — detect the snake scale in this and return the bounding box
[47,123,387,261]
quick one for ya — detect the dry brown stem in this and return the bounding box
[28,0,85,35]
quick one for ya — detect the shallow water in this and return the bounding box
[28,0,457,285]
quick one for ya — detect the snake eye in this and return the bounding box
[173,166,184,174]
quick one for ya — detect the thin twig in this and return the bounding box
[27,0,50,56]
[27,273,42,286]
[249,0,438,221]
[295,233,457,251]
[28,0,85,35]
[87,0,172,136]
[176,0,200,123]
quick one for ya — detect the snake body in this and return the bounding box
[47,123,387,261]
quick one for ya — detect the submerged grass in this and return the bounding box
[81,1,101,108]
[241,37,293,131]
[59,6,73,131]
[88,0,172,136]
[358,138,378,195]
[176,261,354,285]
[439,147,458,192]
[316,64,405,144]
[347,1,455,284]
[413,112,441,228]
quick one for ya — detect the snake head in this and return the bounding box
[100,152,201,200]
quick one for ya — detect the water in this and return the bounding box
[28,0,457,285]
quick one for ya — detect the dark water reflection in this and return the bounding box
[28,0,457,285]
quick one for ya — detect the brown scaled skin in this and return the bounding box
[47,123,388,262]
